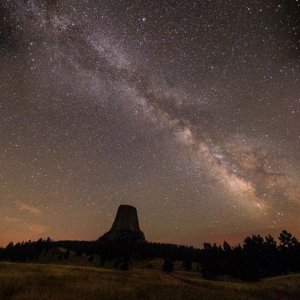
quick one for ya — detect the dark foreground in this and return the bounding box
[0,262,300,300]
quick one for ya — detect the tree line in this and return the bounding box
[0,230,299,281]
[200,230,300,281]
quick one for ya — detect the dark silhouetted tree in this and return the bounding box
[163,258,174,273]
[182,258,192,271]
[64,250,70,260]
[120,260,129,271]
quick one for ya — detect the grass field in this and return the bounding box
[0,262,299,300]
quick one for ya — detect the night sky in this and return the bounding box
[0,0,299,247]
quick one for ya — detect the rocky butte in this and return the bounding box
[99,205,145,243]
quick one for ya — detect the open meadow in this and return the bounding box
[0,262,299,300]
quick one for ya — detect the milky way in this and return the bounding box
[0,0,299,246]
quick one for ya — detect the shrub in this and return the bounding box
[162,258,174,273]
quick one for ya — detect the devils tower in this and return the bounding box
[99,205,145,243]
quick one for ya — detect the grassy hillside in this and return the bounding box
[0,262,299,300]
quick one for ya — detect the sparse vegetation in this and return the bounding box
[0,262,299,300]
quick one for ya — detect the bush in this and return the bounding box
[182,259,192,271]
[162,258,174,273]
[120,261,129,271]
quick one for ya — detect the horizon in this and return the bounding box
[1,228,299,248]
[1,202,299,248]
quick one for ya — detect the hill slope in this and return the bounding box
[0,262,299,300]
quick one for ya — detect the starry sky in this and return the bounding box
[0,0,299,247]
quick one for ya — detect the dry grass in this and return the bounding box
[0,262,299,300]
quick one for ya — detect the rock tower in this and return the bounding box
[99,205,145,243]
